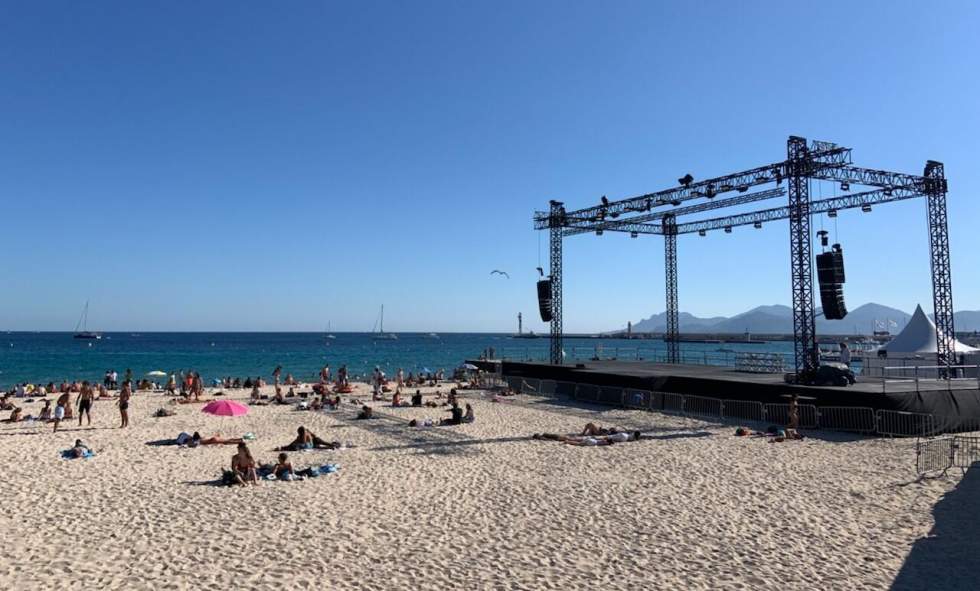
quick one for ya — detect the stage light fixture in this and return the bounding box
[724,226,732,233]
[754,221,763,229]
[841,181,850,191]
[678,173,694,186]
[827,209,838,218]
[861,204,872,212]
[630,231,638,238]
[698,229,706,237]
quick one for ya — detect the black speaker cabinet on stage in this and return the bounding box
[816,245,847,320]
[537,279,553,322]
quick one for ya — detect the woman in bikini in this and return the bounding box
[231,443,258,486]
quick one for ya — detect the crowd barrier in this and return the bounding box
[916,435,980,475]
[503,375,980,440]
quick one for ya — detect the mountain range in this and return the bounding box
[626,303,980,335]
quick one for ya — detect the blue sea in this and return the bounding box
[0,332,798,388]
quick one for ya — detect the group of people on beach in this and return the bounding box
[3,379,132,430]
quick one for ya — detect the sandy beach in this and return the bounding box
[0,384,969,590]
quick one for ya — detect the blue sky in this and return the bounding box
[1,1,978,332]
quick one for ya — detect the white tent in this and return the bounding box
[881,304,977,357]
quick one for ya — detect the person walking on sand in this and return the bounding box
[118,381,131,428]
[76,381,95,426]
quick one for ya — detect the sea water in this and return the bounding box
[0,331,798,388]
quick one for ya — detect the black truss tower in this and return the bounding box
[663,214,679,363]
[549,200,564,365]
[787,136,818,376]
[533,136,957,377]
[924,161,955,369]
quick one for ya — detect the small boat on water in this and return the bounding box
[426,332,440,339]
[73,301,101,340]
[372,305,398,341]
[326,321,336,340]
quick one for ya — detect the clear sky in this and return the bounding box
[2,1,978,333]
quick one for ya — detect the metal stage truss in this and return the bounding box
[534,136,956,381]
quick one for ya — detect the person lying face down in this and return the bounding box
[532,431,644,446]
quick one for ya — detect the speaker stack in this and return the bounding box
[816,244,847,320]
[537,279,553,322]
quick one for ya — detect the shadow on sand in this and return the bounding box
[890,465,980,591]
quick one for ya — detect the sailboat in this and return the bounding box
[73,301,102,340]
[372,305,398,341]
[325,321,336,340]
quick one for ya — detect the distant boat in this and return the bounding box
[372,305,398,341]
[73,301,101,340]
[326,321,336,340]
[426,332,440,339]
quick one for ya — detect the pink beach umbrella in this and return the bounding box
[201,400,249,417]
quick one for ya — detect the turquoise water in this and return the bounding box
[0,332,798,388]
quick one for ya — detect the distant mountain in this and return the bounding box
[631,311,726,333]
[711,305,792,334]
[620,302,971,335]
[953,311,980,333]
[817,303,910,335]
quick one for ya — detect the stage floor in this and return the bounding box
[477,359,980,410]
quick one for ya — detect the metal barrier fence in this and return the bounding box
[916,438,954,474]
[916,435,980,475]
[953,436,980,469]
[575,384,599,403]
[734,352,786,374]
[501,375,980,439]
[763,403,819,429]
[876,410,936,437]
[519,378,540,395]
[623,389,653,410]
[721,399,765,423]
[555,381,578,397]
[817,406,877,433]
[684,395,724,418]
[661,392,686,414]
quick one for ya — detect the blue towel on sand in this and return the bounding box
[61,449,95,459]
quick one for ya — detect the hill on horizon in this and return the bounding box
[622,302,980,335]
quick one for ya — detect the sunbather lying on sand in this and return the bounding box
[68,439,92,458]
[275,426,343,451]
[532,431,643,445]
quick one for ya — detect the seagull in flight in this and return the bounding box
[490,270,510,279]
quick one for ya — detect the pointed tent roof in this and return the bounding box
[881,304,977,356]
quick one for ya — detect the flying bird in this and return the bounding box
[490,270,510,279]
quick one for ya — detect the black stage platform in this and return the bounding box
[476,359,980,418]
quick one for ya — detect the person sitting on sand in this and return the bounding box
[38,400,52,421]
[275,426,341,451]
[391,390,402,407]
[462,403,474,424]
[231,443,258,486]
[411,390,423,407]
[4,406,23,423]
[271,452,295,480]
[440,402,463,426]
[581,422,616,436]
[68,439,92,458]
[356,405,374,420]
[273,389,286,405]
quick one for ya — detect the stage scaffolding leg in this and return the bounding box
[925,161,955,373]
[664,214,679,364]
[787,136,818,378]
[549,200,564,366]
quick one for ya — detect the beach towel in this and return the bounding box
[61,449,95,459]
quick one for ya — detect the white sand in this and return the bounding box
[0,384,965,590]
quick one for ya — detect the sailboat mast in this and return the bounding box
[380,305,384,334]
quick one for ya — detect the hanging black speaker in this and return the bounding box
[537,279,553,322]
[816,244,847,320]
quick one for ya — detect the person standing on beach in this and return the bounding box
[124,368,133,385]
[76,381,95,426]
[53,391,70,432]
[396,368,404,388]
[272,366,282,388]
[320,365,330,384]
[110,369,118,390]
[192,373,203,402]
[118,382,131,428]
